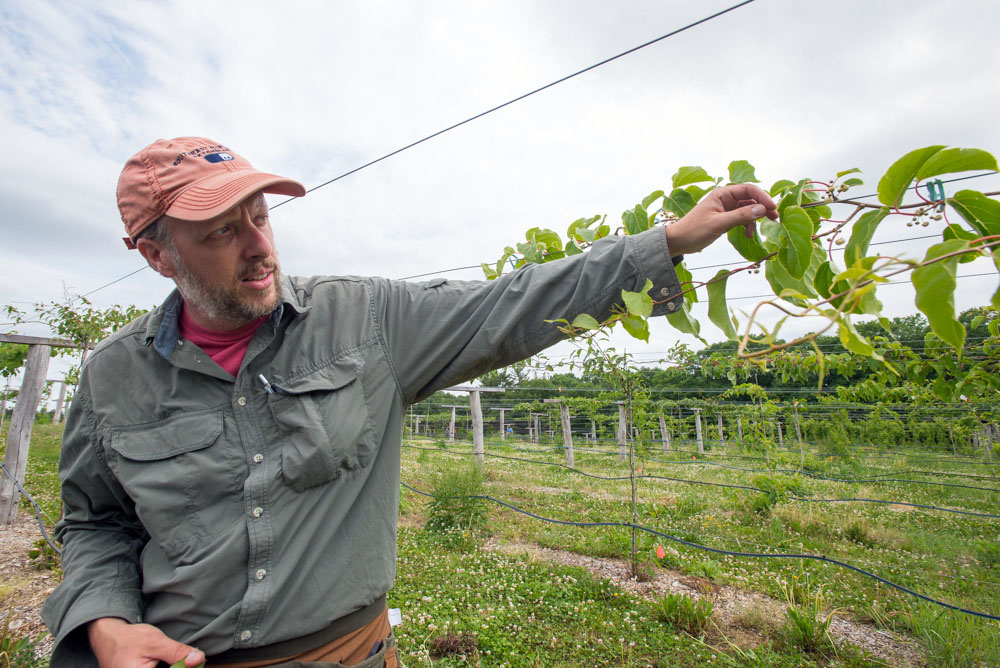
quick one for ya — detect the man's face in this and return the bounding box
[159,192,282,330]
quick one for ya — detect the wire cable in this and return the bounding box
[268,1,758,210]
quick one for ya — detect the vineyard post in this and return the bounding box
[694,408,704,454]
[778,422,784,448]
[737,417,744,447]
[617,402,628,461]
[0,343,51,526]
[544,399,574,467]
[590,420,596,443]
[717,413,725,448]
[658,415,671,453]
[497,408,506,440]
[793,404,804,468]
[53,380,68,425]
[469,392,484,467]
[442,405,461,443]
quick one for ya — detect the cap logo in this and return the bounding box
[205,152,234,163]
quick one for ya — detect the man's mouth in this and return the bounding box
[241,268,275,289]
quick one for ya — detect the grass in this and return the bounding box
[5,421,1000,665]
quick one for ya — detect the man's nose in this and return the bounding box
[240,211,272,259]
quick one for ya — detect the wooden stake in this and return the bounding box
[1,344,52,525]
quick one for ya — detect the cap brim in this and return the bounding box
[165,171,306,221]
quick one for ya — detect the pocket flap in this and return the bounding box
[110,409,224,461]
[276,356,364,395]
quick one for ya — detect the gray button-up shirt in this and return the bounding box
[41,227,683,665]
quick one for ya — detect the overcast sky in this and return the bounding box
[2,0,999,392]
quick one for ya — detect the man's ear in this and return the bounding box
[136,238,178,279]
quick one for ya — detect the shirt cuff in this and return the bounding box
[627,226,685,316]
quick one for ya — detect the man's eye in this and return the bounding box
[212,225,232,237]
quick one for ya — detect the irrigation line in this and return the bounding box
[0,463,62,555]
[402,445,1000,518]
[400,481,1000,621]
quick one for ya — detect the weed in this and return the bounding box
[26,539,60,573]
[908,603,1000,667]
[844,520,876,547]
[782,584,835,653]
[654,592,713,637]
[424,464,488,547]
[973,539,1000,569]
[0,608,46,668]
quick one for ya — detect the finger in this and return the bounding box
[156,639,204,667]
[722,184,777,212]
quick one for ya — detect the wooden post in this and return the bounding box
[717,413,725,448]
[793,404,804,468]
[658,415,670,453]
[1,344,52,525]
[449,406,457,442]
[695,408,704,454]
[498,408,506,440]
[778,421,784,447]
[737,417,744,447]
[53,381,68,425]
[590,419,596,442]
[617,403,627,461]
[545,400,574,467]
[469,390,484,467]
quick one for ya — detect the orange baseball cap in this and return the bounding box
[117,137,306,248]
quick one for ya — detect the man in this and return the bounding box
[42,136,777,667]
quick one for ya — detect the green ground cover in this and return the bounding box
[3,423,999,666]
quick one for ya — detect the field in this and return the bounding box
[3,422,1000,667]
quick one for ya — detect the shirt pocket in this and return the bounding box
[269,355,376,492]
[108,408,242,560]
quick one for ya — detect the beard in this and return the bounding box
[171,251,282,327]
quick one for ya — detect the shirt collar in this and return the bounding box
[145,275,306,361]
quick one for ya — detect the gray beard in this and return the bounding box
[171,251,281,326]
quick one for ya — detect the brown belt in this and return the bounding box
[208,595,389,666]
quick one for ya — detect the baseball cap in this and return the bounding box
[117,137,306,248]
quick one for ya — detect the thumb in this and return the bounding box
[158,640,205,667]
[717,203,767,237]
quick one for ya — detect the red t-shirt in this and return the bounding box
[178,306,267,377]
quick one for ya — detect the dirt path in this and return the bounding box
[0,511,57,658]
[485,538,925,667]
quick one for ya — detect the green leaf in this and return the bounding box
[481,262,498,280]
[571,313,601,330]
[728,160,759,184]
[706,270,738,340]
[666,302,705,343]
[948,190,1000,238]
[672,166,714,189]
[622,205,651,235]
[765,246,822,305]
[726,225,768,262]
[838,319,878,358]
[814,261,835,298]
[684,184,711,202]
[663,188,697,219]
[916,148,997,180]
[622,279,654,318]
[836,167,862,178]
[777,206,814,279]
[621,315,650,342]
[942,223,979,242]
[565,241,583,256]
[769,179,796,197]
[642,190,665,209]
[674,262,698,303]
[526,227,563,251]
[912,239,968,351]
[993,248,1000,308]
[877,145,945,207]
[842,177,864,188]
[844,208,890,266]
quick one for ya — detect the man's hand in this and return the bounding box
[88,617,205,668]
[663,184,779,257]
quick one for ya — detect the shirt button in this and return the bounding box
[253,453,264,464]
[255,568,267,580]
[237,396,247,407]
[240,630,252,642]
[660,287,670,297]
[667,302,677,312]
[252,507,263,519]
